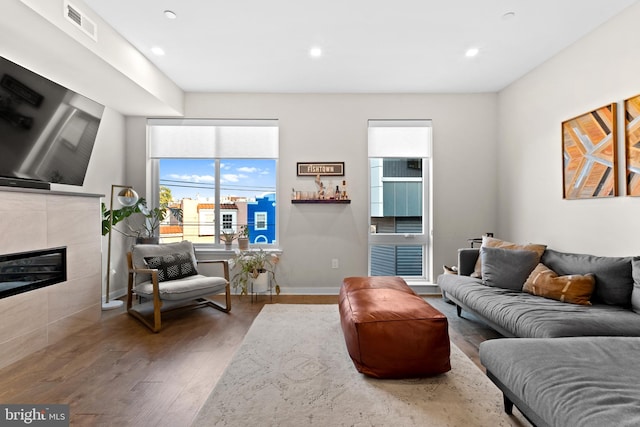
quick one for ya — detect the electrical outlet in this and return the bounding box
[331,258,339,269]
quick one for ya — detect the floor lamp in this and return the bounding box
[103,185,139,310]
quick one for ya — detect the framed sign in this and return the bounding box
[297,162,344,176]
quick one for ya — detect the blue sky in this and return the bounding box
[159,159,276,201]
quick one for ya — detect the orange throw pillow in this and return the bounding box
[523,263,595,305]
[471,236,546,278]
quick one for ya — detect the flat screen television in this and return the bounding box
[0,55,104,188]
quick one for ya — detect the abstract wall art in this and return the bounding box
[625,94,640,196]
[562,103,617,199]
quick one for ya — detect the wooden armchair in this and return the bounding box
[126,240,231,332]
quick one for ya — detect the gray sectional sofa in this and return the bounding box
[437,243,640,426]
[438,247,640,337]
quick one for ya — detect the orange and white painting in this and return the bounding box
[562,104,617,199]
[625,94,640,196]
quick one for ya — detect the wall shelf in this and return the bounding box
[291,199,351,204]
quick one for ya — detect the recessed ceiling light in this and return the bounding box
[309,47,322,58]
[465,48,479,58]
[151,46,165,56]
[164,10,177,19]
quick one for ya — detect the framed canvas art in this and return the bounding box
[562,103,617,199]
[625,94,640,196]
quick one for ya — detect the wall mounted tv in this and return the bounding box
[0,55,105,189]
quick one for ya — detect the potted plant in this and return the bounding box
[102,197,182,244]
[229,249,280,295]
[237,225,249,250]
[221,229,237,250]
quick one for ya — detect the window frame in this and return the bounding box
[147,119,280,251]
[367,120,433,282]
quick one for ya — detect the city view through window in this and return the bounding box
[158,158,277,245]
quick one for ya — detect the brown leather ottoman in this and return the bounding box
[339,276,451,378]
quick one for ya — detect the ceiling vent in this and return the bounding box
[64,0,97,41]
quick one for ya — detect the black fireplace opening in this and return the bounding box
[0,247,67,299]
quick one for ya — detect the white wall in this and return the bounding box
[126,93,498,293]
[497,2,640,256]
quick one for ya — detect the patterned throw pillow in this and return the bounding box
[143,252,198,282]
[523,263,595,305]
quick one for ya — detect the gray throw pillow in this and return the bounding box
[541,249,633,307]
[632,257,640,314]
[481,246,539,291]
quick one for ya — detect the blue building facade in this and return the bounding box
[247,193,276,244]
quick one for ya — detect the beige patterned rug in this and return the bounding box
[193,304,528,427]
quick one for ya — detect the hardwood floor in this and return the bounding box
[0,294,501,426]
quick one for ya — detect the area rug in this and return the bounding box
[193,304,528,427]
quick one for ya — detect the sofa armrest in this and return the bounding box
[457,248,480,276]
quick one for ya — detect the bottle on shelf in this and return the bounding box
[335,185,341,200]
[341,180,348,200]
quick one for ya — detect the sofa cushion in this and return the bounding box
[632,257,640,314]
[480,337,640,427]
[437,274,640,338]
[541,249,633,308]
[144,252,197,282]
[481,246,539,291]
[523,263,595,306]
[472,236,546,278]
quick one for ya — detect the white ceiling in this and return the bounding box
[82,0,638,93]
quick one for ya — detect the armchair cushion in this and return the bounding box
[143,252,197,282]
[134,274,228,301]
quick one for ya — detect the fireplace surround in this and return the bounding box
[0,188,102,369]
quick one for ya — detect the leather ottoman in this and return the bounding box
[339,276,451,378]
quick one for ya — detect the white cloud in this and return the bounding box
[237,166,258,173]
[221,174,239,183]
[168,173,215,183]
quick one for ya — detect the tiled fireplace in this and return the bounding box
[0,188,102,369]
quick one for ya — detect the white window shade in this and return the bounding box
[368,120,432,158]
[148,119,279,159]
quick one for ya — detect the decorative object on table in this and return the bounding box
[625,94,640,195]
[297,162,344,176]
[314,174,325,199]
[229,249,280,296]
[103,184,139,310]
[341,179,348,199]
[237,225,249,250]
[561,103,617,199]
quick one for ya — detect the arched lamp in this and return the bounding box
[103,185,139,310]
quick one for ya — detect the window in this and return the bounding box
[255,212,267,230]
[148,119,278,247]
[222,213,234,231]
[368,120,432,280]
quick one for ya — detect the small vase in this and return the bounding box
[224,242,232,250]
[238,237,249,250]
